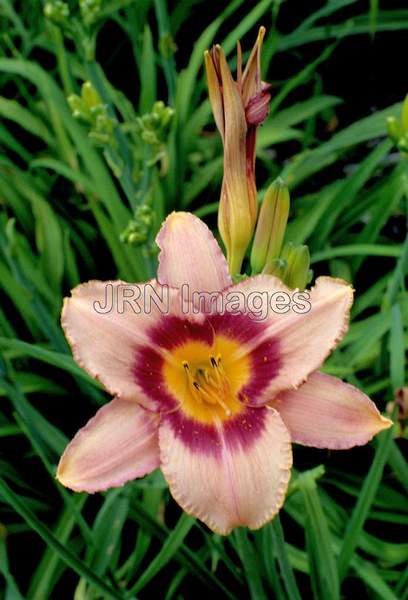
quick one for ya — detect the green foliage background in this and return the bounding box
[0,0,407,598]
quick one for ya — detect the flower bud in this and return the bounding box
[386,116,402,144]
[281,242,311,290]
[44,1,69,23]
[79,0,101,25]
[398,135,408,153]
[402,94,408,132]
[81,81,101,109]
[250,178,290,274]
[245,83,272,126]
[387,94,408,157]
[263,257,287,279]
[205,27,271,275]
[67,94,90,121]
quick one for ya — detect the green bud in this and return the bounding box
[120,214,151,246]
[136,204,154,227]
[95,113,115,135]
[159,34,177,59]
[402,94,408,132]
[398,135,408,153]
[280,242,296,270]
[79,0,101,25]
[153,100,165,114]
[263,257,287,279]
[281,243,310,290]
[128,231,148,245]
[141,130,159,145]
[81,81,101,109]
[250,177,290,274]
[67,94,90,121]
[387,116,403,144]
[44,3,53,17]
[160,106,174,129]
[44,1,69,23]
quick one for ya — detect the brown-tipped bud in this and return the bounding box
[205,27,271,275]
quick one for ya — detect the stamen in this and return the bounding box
[217,397,232,417]
[182,353,233,417]
[190,380,202,403]
[182,361,203,403]
[195,383,218,405]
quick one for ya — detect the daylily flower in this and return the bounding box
[205,27,271,275]
[57,212,392,535]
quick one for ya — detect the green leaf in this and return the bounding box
[0,337,100,387]
[234,528,267,600]
[130,512,195,594]
[0,477,125,600]
[390,303,405,390]
[299,473,339,600]
[0,96,54,145]
[337,427,394,581]
[267,516,302,600]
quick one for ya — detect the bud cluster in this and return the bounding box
[68,82,116,146]
[79,0,102,25]
[44,0,70,25]
[120,205,154,246]
[134,101,174,149]
[44,0,101,27]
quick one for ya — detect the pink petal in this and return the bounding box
[156,212,232,293]
[57,398,160,492]
[62,279,172,406]
[225,275,354,403]
[271,372,392,449]
[159,407,292,535]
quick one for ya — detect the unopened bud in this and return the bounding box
[281,242,310,290]
[398,135,408,153]
[205,27,270,275]
[387,116,402,144]
[44,1,69,23]
[81,81,101,109]
[67,94,90,121]
[79,0,101,24]
[245,84,272,126]
[251,178,290,274]
[95,113,115,135]
[263,257,287,279]
[402,94,408,132]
